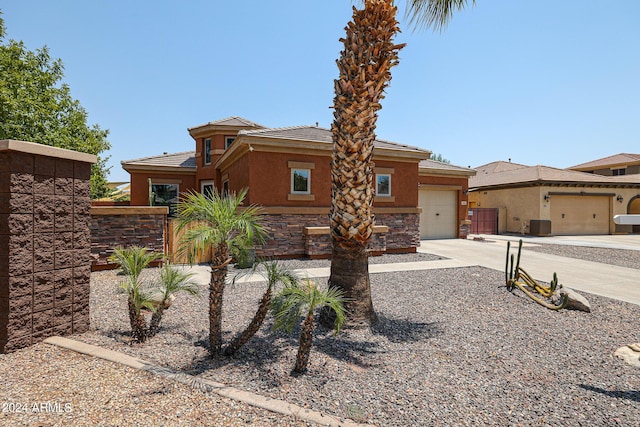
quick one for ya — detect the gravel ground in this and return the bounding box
[0,343,312,426]
[231,252,446,272]
[522,243,639,269]
[3,250,640,426]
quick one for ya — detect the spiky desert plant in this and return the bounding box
[175,188,266,357]
[224,260,299,356]
[272,279,346,375]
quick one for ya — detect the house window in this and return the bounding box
[287,161,315,201]
[222,180,229,197]
[612,168,626,176]
[201,180,215,198]
[225,137,235,149]
[376,174,391,196]
[150,183,179,216]
[204,138,211,165]
[292,169,310,194]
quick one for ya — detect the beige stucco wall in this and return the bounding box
[470,187,543,233]
[470,185,640,235]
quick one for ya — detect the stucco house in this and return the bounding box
[121,116,475,258]
[568,153,640,177]
[468,160,640,236]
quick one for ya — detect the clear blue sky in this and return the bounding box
[3,1,639,182]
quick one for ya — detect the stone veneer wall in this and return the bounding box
[90,206,168,270]
[379,212,420,253]
[256,211,420,259]
[0,140,96,353]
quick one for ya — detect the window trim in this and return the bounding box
[200,180,215,198]
[204,138,211,165]
[291,168,311,195]
[612,168,626,176]
[225,136,235,149]
[149,181,180,215]
[376,173,392,197]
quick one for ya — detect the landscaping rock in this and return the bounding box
[614,343,640,368]
[552,287,591,312]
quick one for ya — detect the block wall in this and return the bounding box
[0,144,94,353]
[89,207,168,269]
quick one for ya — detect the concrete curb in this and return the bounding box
[43,336,373,427]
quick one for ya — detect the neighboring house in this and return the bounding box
[418,159,475,239]
[568,153,640,177]
[468,160,640,236]
[122,116,475,258]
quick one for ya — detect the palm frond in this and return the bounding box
[175,187,266,266]
[109,246,163,282]
[158,264,200,300]
[404,0,474,32]
[271,278,347,335]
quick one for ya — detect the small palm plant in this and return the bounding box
[109,246,199,343]
[147,264,200,337]
[110,246,164,342]
[224,260,299,356]
[272,278,347,375]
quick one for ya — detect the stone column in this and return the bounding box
[0,140,96,353]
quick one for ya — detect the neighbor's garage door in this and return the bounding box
[419,189,457,239]
[550,195,610,235]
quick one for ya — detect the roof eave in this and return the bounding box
[122,164,197,174]
[419,167,477,177]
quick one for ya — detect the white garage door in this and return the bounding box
[550,195,610,235]
[419,189,457,239]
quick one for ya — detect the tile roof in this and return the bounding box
[474,161,529,174]
[121,151,196,169]
[419,159,476,176]
[470,162,640,189]
[187,116,266,131]
[569,153,640,170]
[240,125,430,156]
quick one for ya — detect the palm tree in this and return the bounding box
[109,246,164,342]
[224,260,299,356]
[147,264,200,337]
[327,0,473,326]
[272,279,346,375]
[175,189,266,357]
[109,247,200,342]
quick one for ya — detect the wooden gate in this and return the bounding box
[469,208,498,235]
[167,219,212,264]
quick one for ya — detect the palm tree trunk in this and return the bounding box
[209,253,231,357]
[224,286,272,357]
[329,244,377,326]
[128,298,148,343]
[148,307,165,337]
[328,0,403,326]
[293,312,315,374]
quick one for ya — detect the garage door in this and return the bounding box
[550,195,610,235]
[419,189,457,239]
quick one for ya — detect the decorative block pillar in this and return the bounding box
[0,140,96,353]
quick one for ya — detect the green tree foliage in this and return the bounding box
[430,153,451,163]
[0,13,111,198]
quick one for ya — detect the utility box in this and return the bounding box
[529,219,551,236]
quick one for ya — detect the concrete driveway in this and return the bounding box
[419,234,640,306]
[183,234,639,307]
